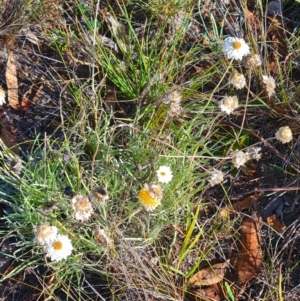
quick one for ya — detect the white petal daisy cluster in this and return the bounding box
[219,95,239,114]
[163,90,183,118]
[156,165,173,183]
[95,227,112,247]
[71,194,94,221]
[138,165,173,212]
[246,147,262,160]
[44,234,73,262]
[231,147,262,168]
[222,37,250,61]
[34,224,73,262]
[138,182,163,211]
[246,54,262,68]
[229,72,246,89]
[208,169,224,187]
[275,126,293,143]
[34,224,58,245]
[232,151,249,168]
[220,36,279,119]
[262,75,276,97]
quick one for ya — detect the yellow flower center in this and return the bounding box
[233,41,242,50]
[53,241,63,250]
[138,189,160,206]
[160,172,166,177]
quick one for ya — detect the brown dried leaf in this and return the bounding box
[232,193,259,212]
[267,214,286,233]
[189,283,224,301]
[188,260,229,286]
[236,217,262,285]
[6,51,19,109]
[220,193,259,217]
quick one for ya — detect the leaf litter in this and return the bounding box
[5,51,19,110]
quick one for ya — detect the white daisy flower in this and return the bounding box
[229,72,246,89]
[246,147,262,160]
[232,151,250,168]
[222,37,250,61]
[44,234,73,262]
[163,90,182,104]
[95,227,112,247]
[208,169,224,186]
[0,86,6,106]
[163,90,183,118]
[138,183,163,212]
[246,54,262,68]
[156,166,173,183]
[71,194,94,222]
[219,96,239,114]
[33,224,58,245]
[275,126,293,144]
[168,102,183,117]
[262,75,276,97]
[8,156,23,174]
